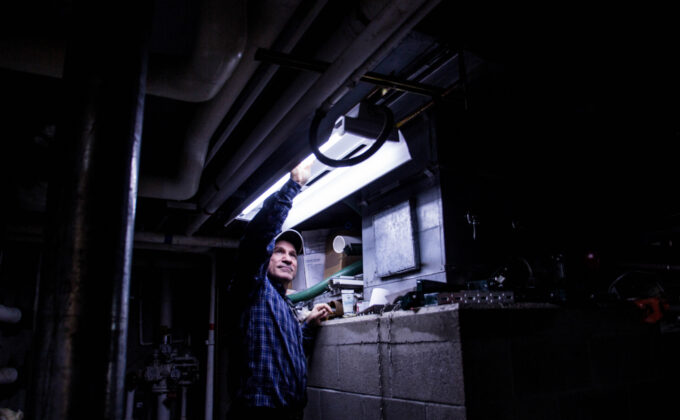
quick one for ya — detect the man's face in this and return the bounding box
[267,240,298,284]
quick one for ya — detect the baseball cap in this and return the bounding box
[274,229,304,255]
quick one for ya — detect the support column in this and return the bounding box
[26,1,151,419]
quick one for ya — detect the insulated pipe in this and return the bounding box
[138,0,306,200]
[205,0,330,165]
[0,304,21,324]
[0,367,18,385]
[145,0,246,102]
[25,1,151,418]
[187,0,439,235]
[289,260,363,303]
[204,254,217,420]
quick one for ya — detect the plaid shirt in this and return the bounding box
[227,179,317,409]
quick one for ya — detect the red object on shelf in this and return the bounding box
[633,297,669,324]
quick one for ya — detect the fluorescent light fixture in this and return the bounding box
[234,131,345,222]
[233,112,412,229]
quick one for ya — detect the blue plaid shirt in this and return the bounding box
[227,178,317,409]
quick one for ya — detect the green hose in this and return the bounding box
[289,260,363,303]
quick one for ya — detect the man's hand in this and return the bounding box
[291,158,313,187]
[304,303,332,326]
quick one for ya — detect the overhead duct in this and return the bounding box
[186,0,441,235]
[0,0,247,102]
[138,0,318,200]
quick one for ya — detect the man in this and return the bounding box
[225,161,332,420]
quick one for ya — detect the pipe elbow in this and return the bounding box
[138,150,203,201]
[146,0,248,102]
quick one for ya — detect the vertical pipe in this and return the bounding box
[25,1,151,419]
[158,278,172,420]
[157,388,171,420]
[180,386,188,420]
[124,389,135,420]
[204,253,216,420]
[160,276,173,334]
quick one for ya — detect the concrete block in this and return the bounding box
[383,398,426,420]
[426,404,467,420]
[307,345,339,389]
[316,389,364,420]
[385,341,465,405]
[314,388,382,420]
[380,306,460,344]
[303,388,321,420]
[318,315,381,346]
[378,343,392,396]
[358,394,383,419]
[337,343,382,395]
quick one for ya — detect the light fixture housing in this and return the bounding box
[233,105,412,229]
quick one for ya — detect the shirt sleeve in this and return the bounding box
[228,178,301,299]
[301,321,319,357]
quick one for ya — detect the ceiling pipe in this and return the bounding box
[3,225,236,249]
[138,0,309,200]
[186,0,441,235]
[204,0,331,166]
[134,232,238,249]
[146,0,247,102]
[0,0,246,102]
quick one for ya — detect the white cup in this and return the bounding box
[341,290,356,314]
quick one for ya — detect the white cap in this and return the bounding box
[274,229,304,255]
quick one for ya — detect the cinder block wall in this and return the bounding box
[305,305,466,420]
[305,303,680,420]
